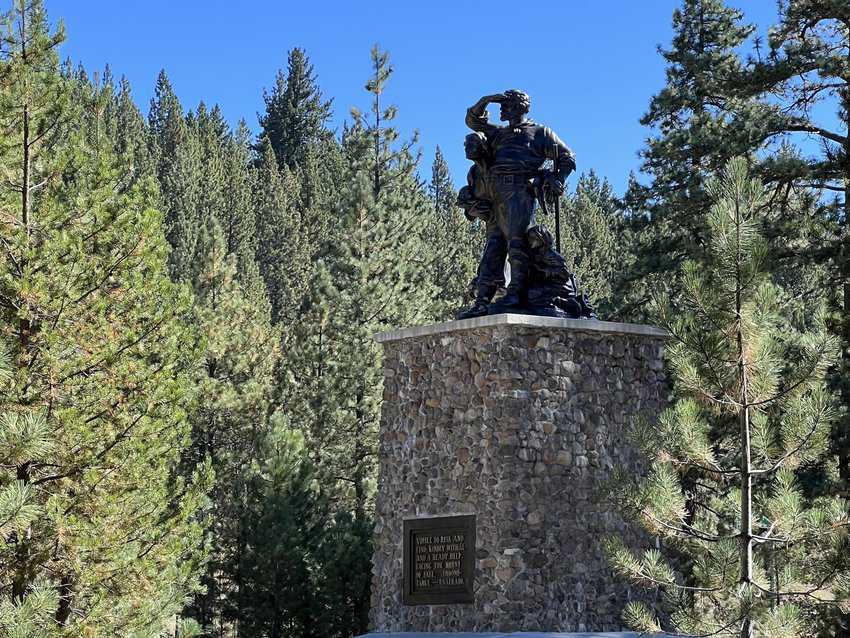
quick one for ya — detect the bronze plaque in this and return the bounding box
[403,514,475,605]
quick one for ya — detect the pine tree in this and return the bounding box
[226,414,371,638]
[104,75,155,184]
[423,146,479,317]
[623,0,756,319]
[222,120,261,288]
[192,102,228,253]
[149,70,184,180]
[179,218,280,635]
[312,509,372,636]
[254,138,311,326]
[287,46,437,518]
[0,3,208,634]
[560,171,618,313]
[739,1,848,207]
[297,125,347,221]
[233,427,329,638]
[732,0,850,486]
[148,70,202,279]
[607,159,850,638]
[259,47,332,172]
[225,421,371,638]
[430,145,455,218]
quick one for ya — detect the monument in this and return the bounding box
[455,90,594,321]
[361,92,675,637]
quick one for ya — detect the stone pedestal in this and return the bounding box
[370,314,669,633]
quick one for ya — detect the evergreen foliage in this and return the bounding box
[233,428,326,637]
[7,1,848,636]
[736,0,850,486]
[560,171,618,313]
[430,145,455,218]
[179,218,280,633]
[607,159,850,638]
[253,139,311,326]
[622,0,756,319]
[232,428,371,638]
[0,2,208,634]
[287,46,437,517]
[102,74,155,185]
[138,36,372,637]
[222,121,261,286]
[192,103,229,261]
[148,71,203,279]
[259,47,333,172]
[423,146,479,317]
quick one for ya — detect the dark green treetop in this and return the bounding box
[623,0,756,318]
[148,71,204,279]
[259,47,333,171]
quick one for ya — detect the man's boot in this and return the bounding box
[457,284,498,320]
[457,299,489,320]
[488,289,522,314]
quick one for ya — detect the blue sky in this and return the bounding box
[50,0,785,194]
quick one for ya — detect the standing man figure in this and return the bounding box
[463,89,576,314]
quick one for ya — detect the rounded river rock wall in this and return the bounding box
[370,315,668,633]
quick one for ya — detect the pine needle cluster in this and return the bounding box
[607,159,850,638]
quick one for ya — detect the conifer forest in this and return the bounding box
[0,0,849,637]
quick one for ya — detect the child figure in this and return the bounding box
[525,225,596,319]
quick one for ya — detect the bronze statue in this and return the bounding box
[457,90,595,320]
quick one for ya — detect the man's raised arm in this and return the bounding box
[465,93,505,133]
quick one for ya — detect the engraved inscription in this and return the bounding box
[413,532,466,589]
[403,514,475,605]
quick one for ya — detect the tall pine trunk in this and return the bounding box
[842,37,850,486]
[736,196,754,638]
[13,1,32,607]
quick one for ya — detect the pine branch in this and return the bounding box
[750,409,829,475]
